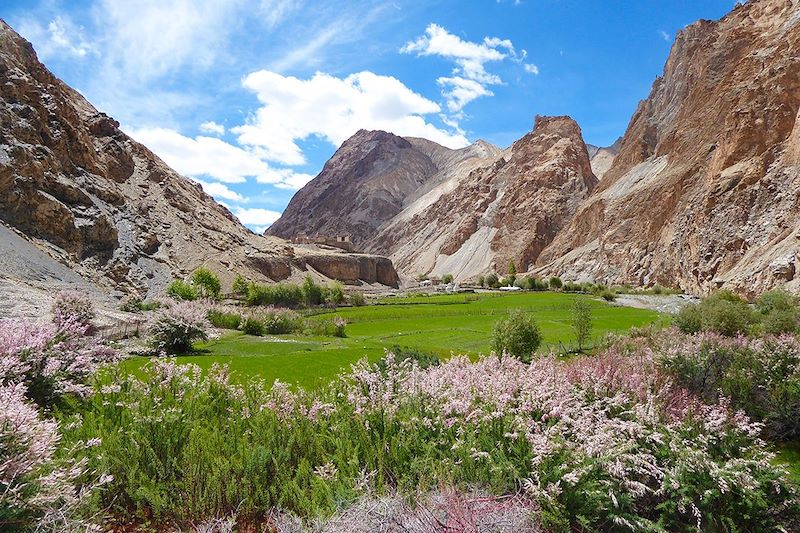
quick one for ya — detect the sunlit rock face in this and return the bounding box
[536,0,800,296]
[0,20,400,308]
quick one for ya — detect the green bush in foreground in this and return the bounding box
[491,309,541,362]
[348,292,366,306]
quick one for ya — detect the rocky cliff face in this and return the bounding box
[535,0,800,296]
[586,139,621,179]
[266,129,501,249]
[0,20,399,308]
[375,116,597,280]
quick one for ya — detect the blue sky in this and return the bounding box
[3,0,737,231]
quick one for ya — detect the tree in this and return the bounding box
[231,274,249,297]
[507,261,517,286]
[549,276,563,290]
[572,299,593,352]
[491,310,542,363]
[442,273,454,284]
[328,282,345,306]
[301,276,324,307]
[192,268,221,300]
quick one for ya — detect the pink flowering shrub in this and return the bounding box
[147,301,210,354]
[653,329,800,440]
[51,290,95,330]
[0,383,102,531]
[0,318,119,408]
[62,347,799,531]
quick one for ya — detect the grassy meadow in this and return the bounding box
[120,291,662,387]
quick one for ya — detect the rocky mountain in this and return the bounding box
[266,129,501,248]
[535,0,800,295]
[373,116,597,279]
[267,117,596,282]
[586,138,621,179]
[0,19,398,315]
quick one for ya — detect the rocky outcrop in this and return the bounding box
[266,130,502,249]
[0,20,400,305]
[535,0,800,296]
[303,254,399,287]
[586,139,621,179]
[374,116,597,280]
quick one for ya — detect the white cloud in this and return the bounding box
[199,121,226,135]
[16,15,94,59]
[401,24,527,113]
[92,0,242,83]
[255,168,316,190]
[436,76,492,112]
[233,70,469,166]
[125,126,317,190]
[194,179,246,203]
[658,30,671,42]
[524,63,540,75]
[232,207,282,233]
[126,127,268,183]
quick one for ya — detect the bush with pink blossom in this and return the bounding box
[61,346,799,530]
[147,301,210,354]
[0,382,106,531]
[0,318,119,408]
[51,290,95,330]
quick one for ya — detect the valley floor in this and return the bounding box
[119,291,662,387]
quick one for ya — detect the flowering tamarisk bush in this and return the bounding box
[0,383,105,532]
[653,329,800,440]
[147,301,210,354]
[51,290,95,330]
[63,348,799,531]
[0,318,119,408]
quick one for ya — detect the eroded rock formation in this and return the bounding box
[535,0,800,296]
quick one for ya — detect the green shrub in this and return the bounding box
[207,309,242,330]
[549,276,563,290]
[380,345,440,371]
[491,309,542,363]
[763,308,800,335]
[477,276,485,288]
[301,276,324,307]
[121,297,161,313]
[192,268,221,299]
[756,289,797,314]
[674,303,703,334]
[600,290,616,302]
[572,299,593,352]
[231,274,249,297]
[246,282,303,308]
[166,279,198,301]
[240,315,266,336]
[348,292,366,307]
[485,273,499,289]
[756,289,799,335]
[441,273,454,284]
[673,291,754,337]
[327,282,345,306]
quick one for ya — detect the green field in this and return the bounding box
[121,291,662,388]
